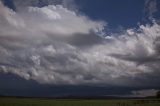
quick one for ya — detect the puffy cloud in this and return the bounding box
[0,1,160,88]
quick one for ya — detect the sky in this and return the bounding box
[0,0,160,97]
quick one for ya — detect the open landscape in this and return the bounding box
[0,97,160,106]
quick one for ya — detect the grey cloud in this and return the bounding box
[0,1,160,87]
[12,0,61,8]
[110,53,160,65]
[68,33,104,47]
[10,0,77,11]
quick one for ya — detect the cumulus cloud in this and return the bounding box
[0,1,160,87]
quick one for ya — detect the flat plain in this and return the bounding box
[0,97,160,106]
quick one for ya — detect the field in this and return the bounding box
[0,97,160,106]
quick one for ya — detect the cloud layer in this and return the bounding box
[0,1,160,87]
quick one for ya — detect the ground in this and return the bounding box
[0,97,160,106]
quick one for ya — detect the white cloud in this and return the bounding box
[0,1,160,87]
[25,5,105,36]
[131,89,158,97]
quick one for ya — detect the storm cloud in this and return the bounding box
[0,0,160,88]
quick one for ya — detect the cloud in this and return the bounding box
[8,0,77,11]
[131,89,158,97]
[144,0,158,18]
[0,1,160,88]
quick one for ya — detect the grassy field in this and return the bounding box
[0,97,160,106]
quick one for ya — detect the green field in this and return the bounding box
[0,98,160,106]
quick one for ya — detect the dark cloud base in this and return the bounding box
[0,73,160,97]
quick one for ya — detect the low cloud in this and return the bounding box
[0,1,160,88]
[131,89,158,97]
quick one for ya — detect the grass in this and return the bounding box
[0,97,160,106]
